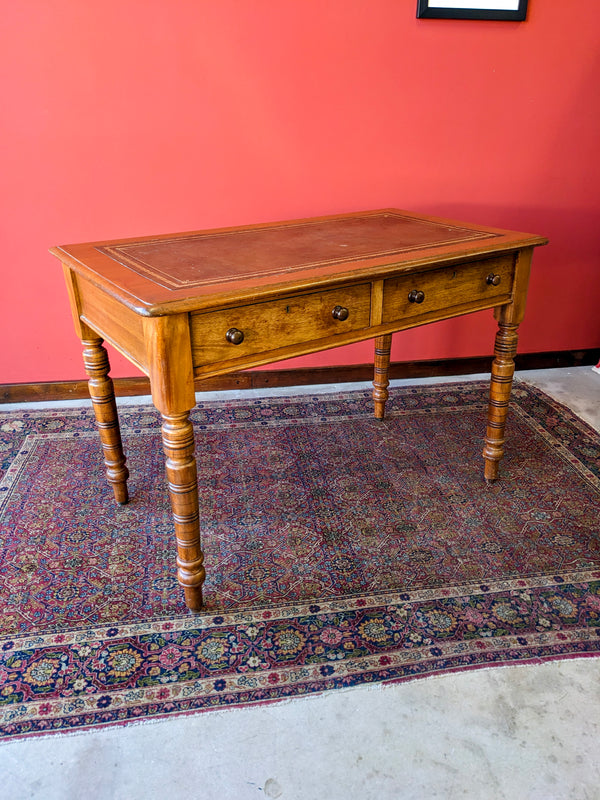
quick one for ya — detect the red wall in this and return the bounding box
[2,1,599,384]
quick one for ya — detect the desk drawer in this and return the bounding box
[191,283,371,366]
[382,255,514,324]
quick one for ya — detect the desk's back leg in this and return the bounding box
[82,337,130,504]
[373,334,393,419]
[483,320,520,482]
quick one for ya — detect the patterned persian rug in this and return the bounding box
[0,380,599,740]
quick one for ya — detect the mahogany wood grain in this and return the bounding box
[191,282,371,368]
[79,280,147,373]
[381,254,514,326]
[51,210,547,611]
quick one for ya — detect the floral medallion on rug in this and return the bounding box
[0,380,599,740]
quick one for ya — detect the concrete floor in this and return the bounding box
[1,367,599,799]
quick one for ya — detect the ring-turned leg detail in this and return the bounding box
[82,337,129,504]
[483,321,520,482]
[373,334,393,420]
[161,411,205,612]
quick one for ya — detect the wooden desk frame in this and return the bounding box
[52,209,547,611]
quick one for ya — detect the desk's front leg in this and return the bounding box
[161,410,205,611]
[483,247,533,482]
[145,314,205,612]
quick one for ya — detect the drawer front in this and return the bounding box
[191,283,371,366]
[382,255,514,324]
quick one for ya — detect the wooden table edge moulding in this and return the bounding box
[51,209,547,612]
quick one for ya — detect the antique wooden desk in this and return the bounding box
[51,209,547,611]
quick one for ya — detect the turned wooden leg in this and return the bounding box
[161,411,205,611]
[483,321,520,482]
[144,313,204,611]
[82,337,129,504]
[373,334,393,420]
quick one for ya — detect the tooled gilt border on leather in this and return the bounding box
[95,212,497,291]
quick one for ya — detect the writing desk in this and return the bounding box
[52,209,547,611]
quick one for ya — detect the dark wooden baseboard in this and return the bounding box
[2,348,599,405]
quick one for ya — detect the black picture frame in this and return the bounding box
[416,0,528,20]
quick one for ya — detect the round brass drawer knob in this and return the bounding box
[486,273,501,286]
[225,327,244,345]
[408,289,425,304]
[332,305,349,321]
